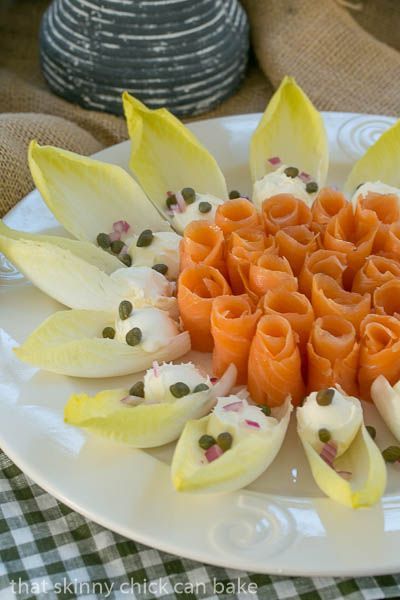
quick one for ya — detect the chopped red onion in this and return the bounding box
[337,470,352,480]
[169,203,182,217]
[223,400,243,412]
[113,220,130,234]
[245,419,261,429]
[175,191,186,213]
[166,191,174,197]
[109,231,121,242]
[320,441,338,467]
[299,171,312,183]
[268,156,282,166]
[205,444,224,463]
[120,244,129,255]
[152,361,160,377]
[120,395,143,406]
[210,377,218,384]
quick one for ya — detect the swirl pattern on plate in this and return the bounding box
[337,115,395,161]
[210,493,296,557]
[0,253,25,285]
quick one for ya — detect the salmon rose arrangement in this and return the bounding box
[4,77,400,507]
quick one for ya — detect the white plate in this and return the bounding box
[1,112,400,577]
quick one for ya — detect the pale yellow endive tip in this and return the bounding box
[28,140,170,242]
[122,91,228,213]
[250,76,329,186]
[299,424,386,508]
[345,118,400,195]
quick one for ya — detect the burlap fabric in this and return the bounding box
[242,0,400,114]
[1,0,399,217]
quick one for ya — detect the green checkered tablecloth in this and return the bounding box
[1,450,400,600]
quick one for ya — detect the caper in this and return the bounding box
[306,181,318,194]
[366,425,376,440]
[102,327,115,339]
[97,233,111,249]
[129,381,145,398]
[382,446,400,463]
[110,240,125,254]
[119,254,132,267]
[198,201,212,214]
[259,404,271,416]
[125,327,142,346]
[284,166,299,178]
[181,187,196,204]
[119,300,133,320]
[316,388,335,406]
[217,431,233,452]
[318,428,331,443]
[136,229,154,247]
[193,383,209,393]
[169,382,191,398]
[229,190,241,199]
[152,263,168,275]
[166,194,177,208]
[198,434,216,450]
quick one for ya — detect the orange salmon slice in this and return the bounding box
[299,249,347,298]
[312,273,370,331]
[374,279,400,318]
[275,224,319,276]
[215,198,260,236]
[359,314,400,401]
[180,220,226,275]
[352,255,400,295]
[249,253,298,297]
[211,294,261,384]
[178,265,231,352]
[307,315,359,396]
[261,289,314,355]
[311,187,348,235]
[248,314,305,407]
[262,194,312,235]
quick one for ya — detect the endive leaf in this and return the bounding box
[15,309,190,378]
[345,119,400,195]
[65,389,211,448]
[0,227,177,312]
[0,221,121,274]
[64,364,236,448]
[249,76,329,185]
[299,425,386,508]
[28,141,171,242]
[371,375,400,441]
[171,399,292,494]
[122,92,228,215]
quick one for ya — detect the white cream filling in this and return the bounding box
[252,165,316,209]
[297,388,362,456]
[207,396,277,441]
[351,181,400,208]
[127,232,181,280]
[110,266,174,302]
[114,307,179,352]
[170,193,224,233]
[143,362,210,404]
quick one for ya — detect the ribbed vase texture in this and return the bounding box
[40,0,249,117]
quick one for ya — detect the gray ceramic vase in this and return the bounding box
[40,0,249,117]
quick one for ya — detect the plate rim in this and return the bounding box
[2,110,400,577]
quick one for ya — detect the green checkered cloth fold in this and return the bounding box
[1,450,400,600]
